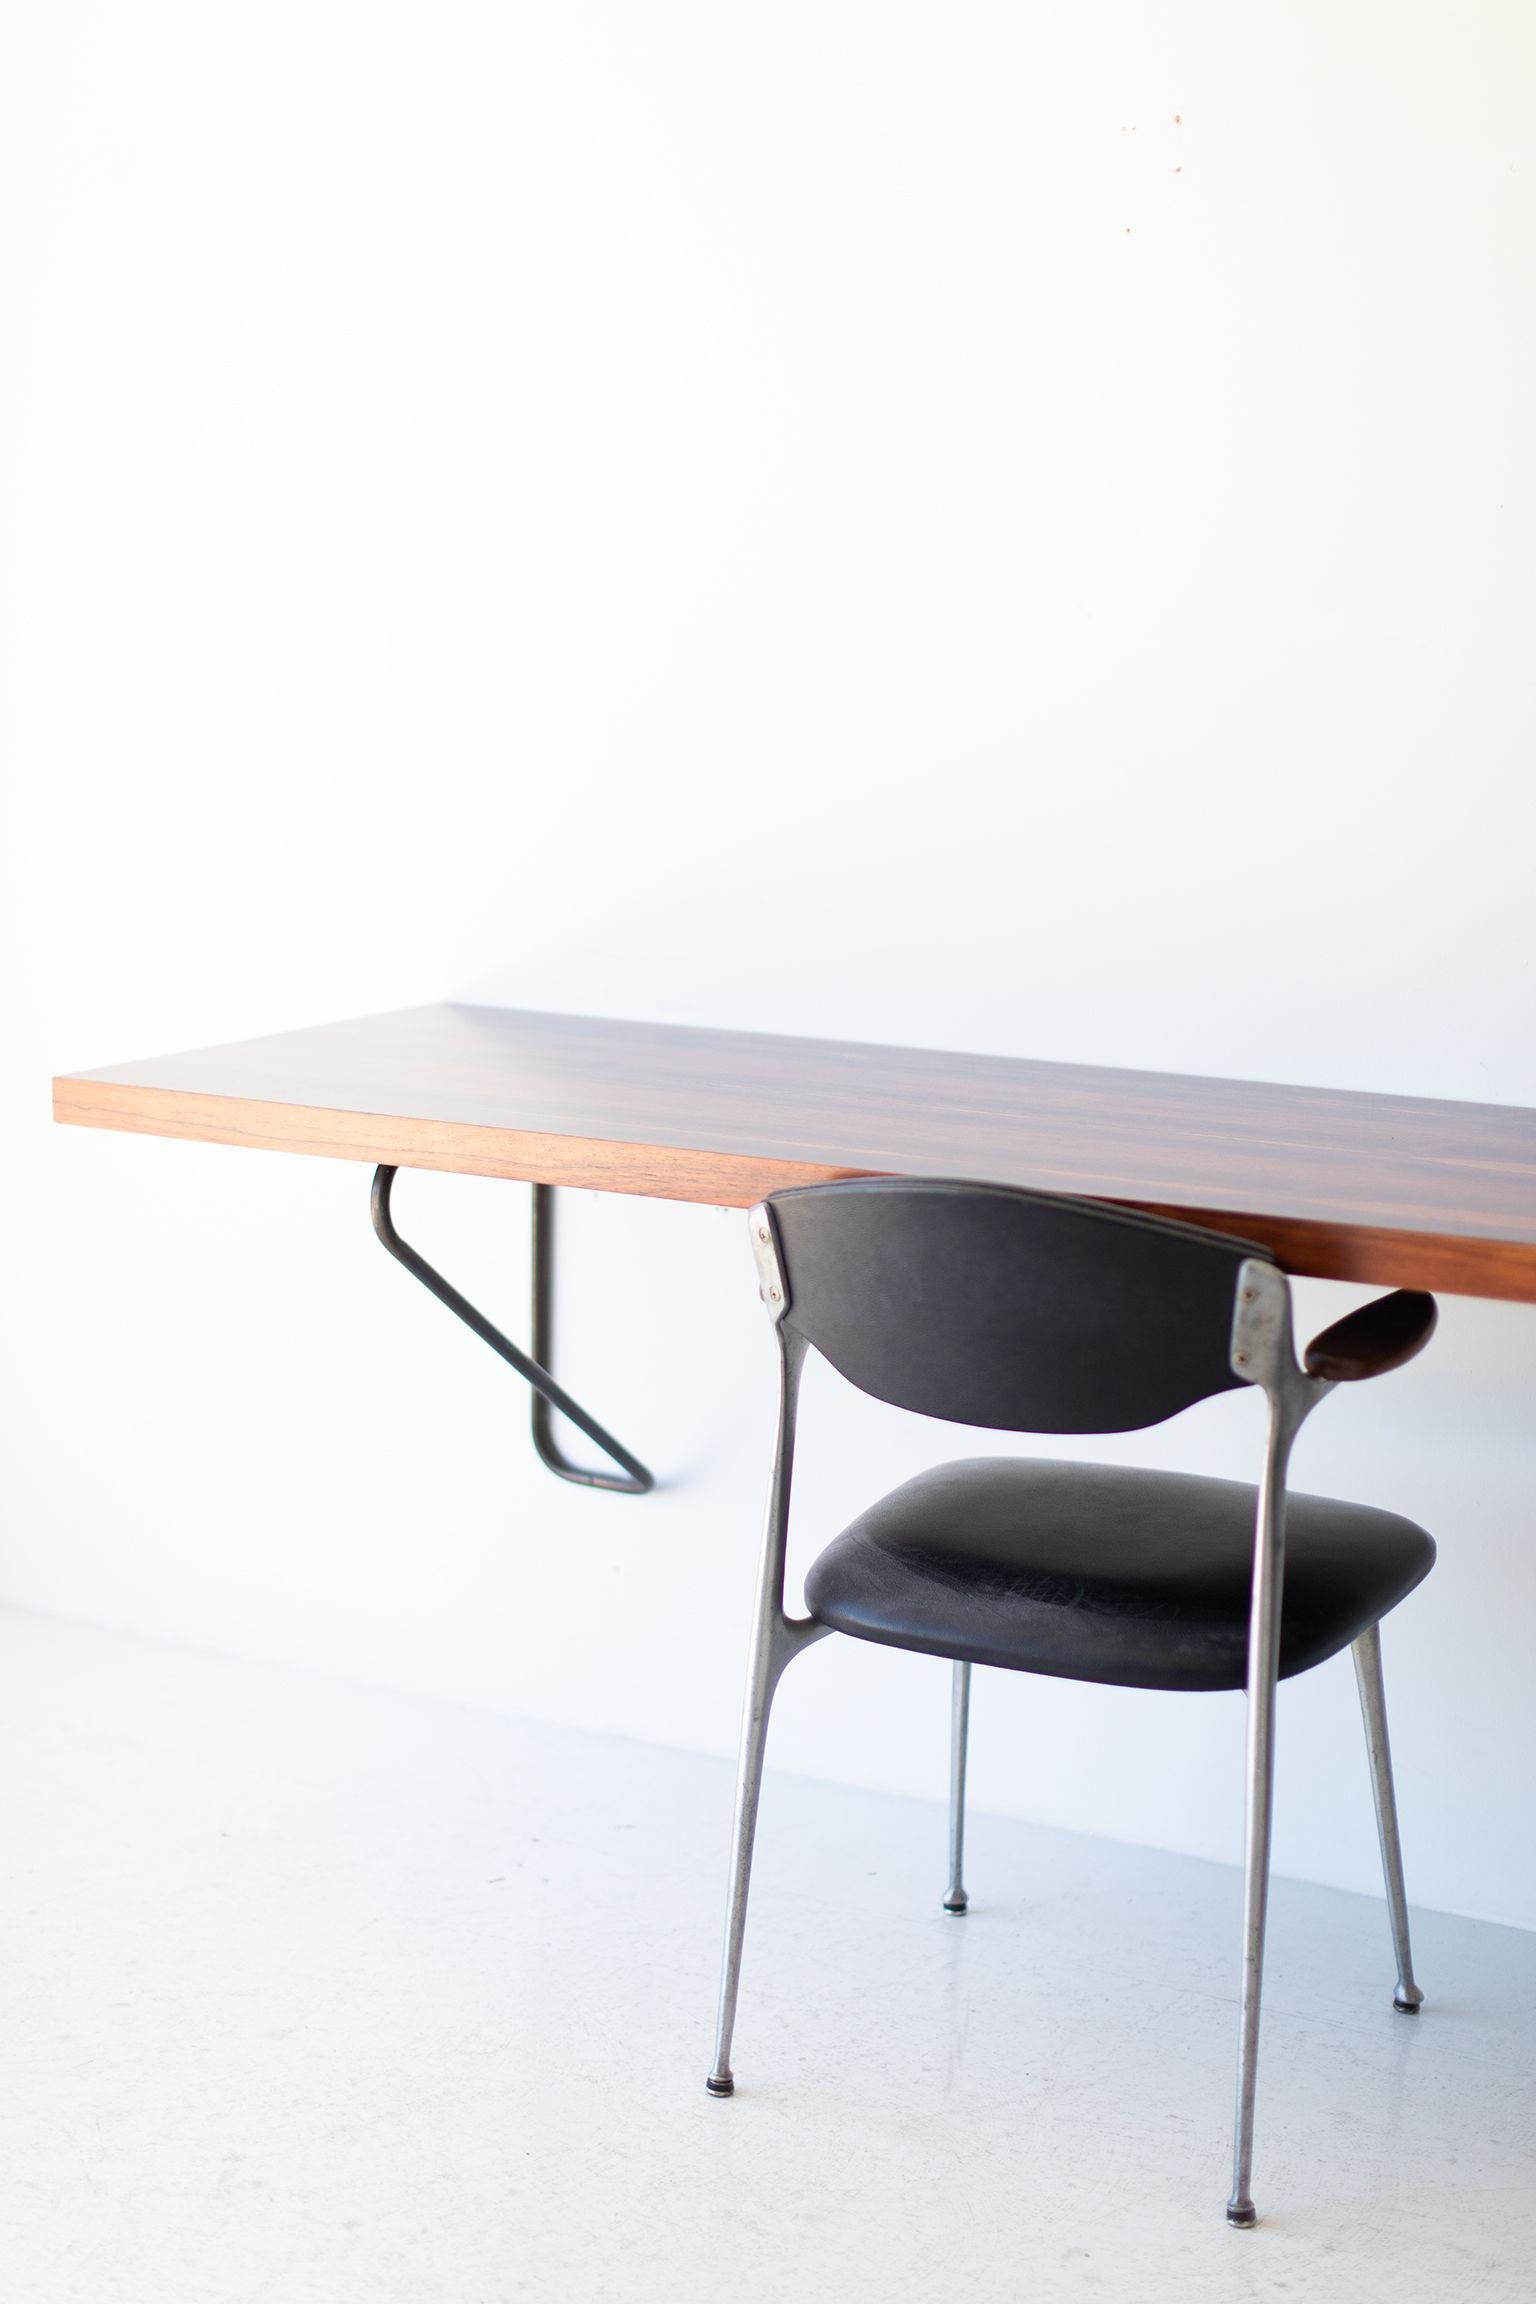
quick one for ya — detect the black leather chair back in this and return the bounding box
[767,1177,1271,1435]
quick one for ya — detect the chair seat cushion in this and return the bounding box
[803,1458,1435,1692]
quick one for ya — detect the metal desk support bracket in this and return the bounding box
[370,1165,654,1495]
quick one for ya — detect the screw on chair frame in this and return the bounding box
[708,1182,1436,2226]
[370,1165,653,1495]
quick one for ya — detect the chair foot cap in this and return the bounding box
[706,2074,734,2097]
[1226,2201,1256,2229]
[1394,1986,1424,2013]
[942,1893,969,1914]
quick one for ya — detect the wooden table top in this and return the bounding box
[53,1002,1536,1301]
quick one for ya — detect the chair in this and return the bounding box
[705,1177,1437,2225]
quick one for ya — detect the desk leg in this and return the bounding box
[370,1166,654,1495]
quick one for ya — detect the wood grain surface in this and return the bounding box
[53,1003,1536,1301]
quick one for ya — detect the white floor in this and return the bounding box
[0,1612,1532,2304]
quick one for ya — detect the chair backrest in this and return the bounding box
[764,1177,1274,1435]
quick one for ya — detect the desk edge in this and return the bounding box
[52,1074,1536,1303]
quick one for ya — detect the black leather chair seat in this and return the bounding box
[804,1458,1436,1693]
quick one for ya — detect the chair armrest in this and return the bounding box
[1303,1290,1437,1382]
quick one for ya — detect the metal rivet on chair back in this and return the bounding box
[767,1177,1271,1434]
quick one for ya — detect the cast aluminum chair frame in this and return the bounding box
[705,1179,1435,2226]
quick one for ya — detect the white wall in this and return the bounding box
[4,2,1535,1927]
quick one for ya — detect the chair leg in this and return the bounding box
[707,1635,785,2096]
[709,1319,828,2099]
[1352,1621,1424,2013]
[944,1661,971,1913]
[708,1614,828,2095]
[1228,1399,1293,2229]
[1227,1659,1279,2227]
